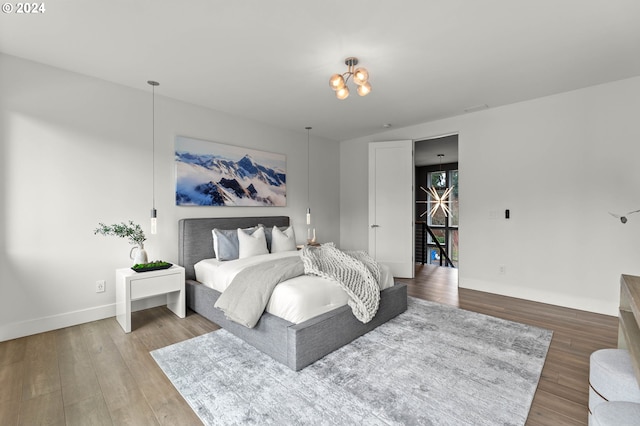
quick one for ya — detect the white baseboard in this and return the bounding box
[458,277,618,316]
[0,295,167,342]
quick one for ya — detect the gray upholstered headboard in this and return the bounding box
[178,216,290,280]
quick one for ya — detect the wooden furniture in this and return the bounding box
[618,274,640,385]
[178,216,408,371]
[116,265,186,333]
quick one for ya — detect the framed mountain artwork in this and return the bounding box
[175,136,286,206]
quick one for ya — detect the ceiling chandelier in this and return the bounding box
[329,57,372,100]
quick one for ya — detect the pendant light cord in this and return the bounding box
[306,127,311,207]
[147,80,159,234]
[147,80,160,212]
[305,127,312,226]
[152,84,156,210]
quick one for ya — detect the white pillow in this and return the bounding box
[270,226,297,253]
[238,227,268,258]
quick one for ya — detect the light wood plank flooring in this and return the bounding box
[0,265,618,425]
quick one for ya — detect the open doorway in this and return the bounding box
[415,134,459,269]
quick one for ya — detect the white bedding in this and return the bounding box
[194,251,394,324]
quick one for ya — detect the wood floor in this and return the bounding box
[0,265,618,425]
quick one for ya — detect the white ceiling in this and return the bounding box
[1,1,639,141]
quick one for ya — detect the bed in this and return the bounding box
[178,216,408,371]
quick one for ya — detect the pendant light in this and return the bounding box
[305,126,316,244]
[305,126,312,225]
[148,80,159,234]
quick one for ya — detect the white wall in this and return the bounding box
[341,76,640,316]
[0,54,340,341]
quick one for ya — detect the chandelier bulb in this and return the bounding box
[336,86,349,100]
[353,67,369,85]
[329,74,345,91]
[357,82,372,97]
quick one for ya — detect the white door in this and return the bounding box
[368,140,414,278]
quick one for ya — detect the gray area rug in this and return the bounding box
[151,298,552,425]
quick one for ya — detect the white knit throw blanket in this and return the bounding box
[301,243,381,323]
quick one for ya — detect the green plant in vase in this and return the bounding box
[94,221,148,264]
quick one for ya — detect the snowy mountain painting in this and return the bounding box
[175,136,286,206]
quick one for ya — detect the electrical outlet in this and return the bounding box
[498,265,506,275]
[96,280,106,293]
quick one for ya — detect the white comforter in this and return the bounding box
[194,251,394,324]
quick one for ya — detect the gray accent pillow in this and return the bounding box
[212,227,256,261]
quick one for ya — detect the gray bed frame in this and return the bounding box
[178,216,408,371]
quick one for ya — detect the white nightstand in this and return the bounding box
[115,265,186,333]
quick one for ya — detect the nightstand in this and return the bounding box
[115,265,185,333]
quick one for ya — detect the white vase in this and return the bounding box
[130,244,148,265]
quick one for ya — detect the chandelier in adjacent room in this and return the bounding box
[417,154,453,218]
